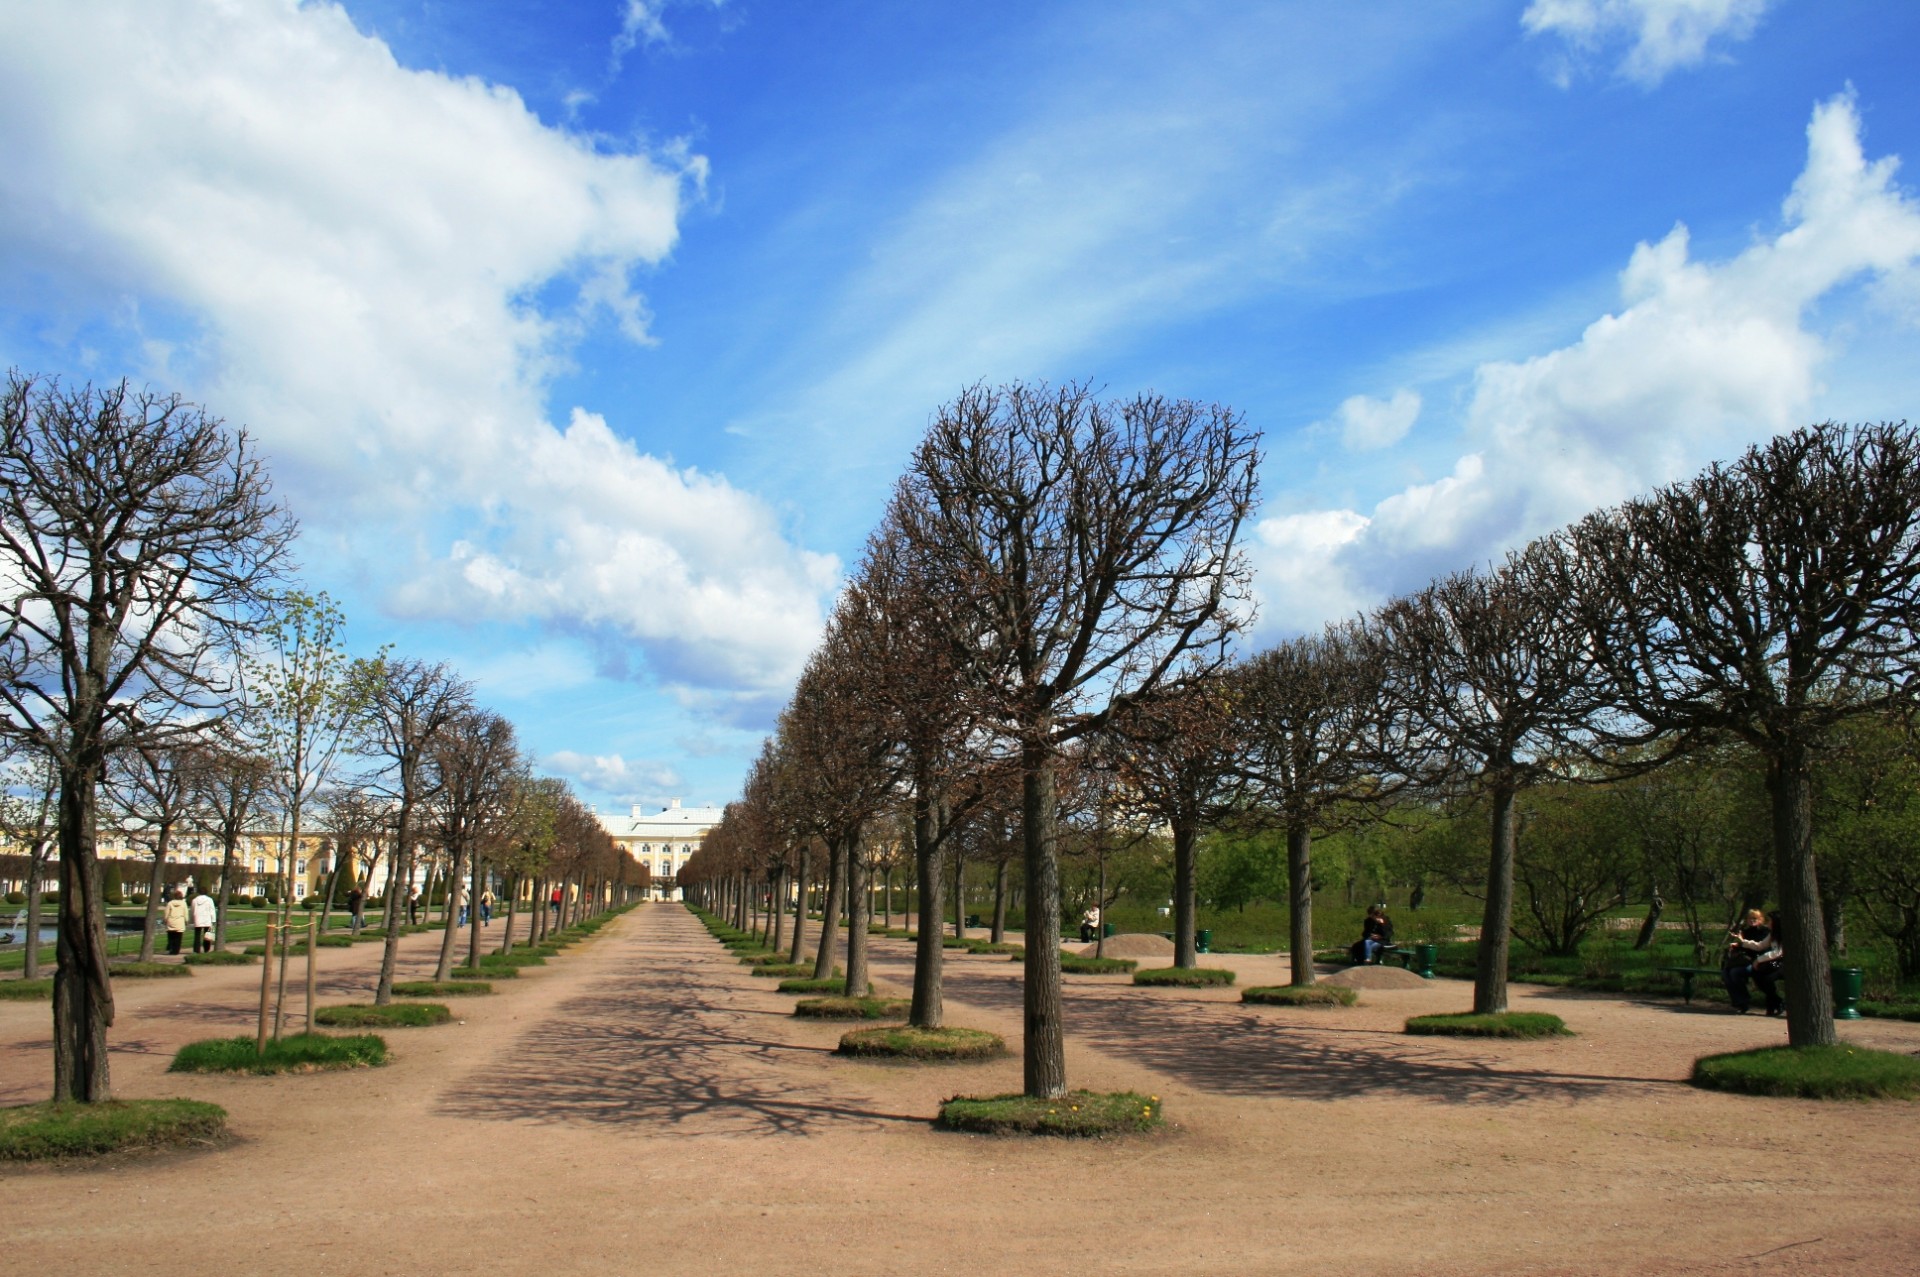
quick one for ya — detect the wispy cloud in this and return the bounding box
[1523,0,1771,87]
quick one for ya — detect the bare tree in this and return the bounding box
[197,740,274,951]
[0,373,293,1101]
[0,741,58,980]
[105,742,205,962]
[428,709,520,982]
[1562,421,1920,1046]
[892,380,1259,1098]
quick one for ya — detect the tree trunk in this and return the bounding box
[1172,817,1198,968]
[466,856,484,973]
[433,844,469,983]
[214,835,240,951]
[1634,889,1663,951]
[991,859,1009,944]
[770,868,787,955]
[952,851,965,940]
[1768,741,1836,1047]
[374,820,413,1006]
[788,846,810,965]
[811,839,844,980]
[1021,734,1067,1099]
[23,842,48,981]
[910,797,946,1030]
[138,838,169,963]
[501,871,519,955]
[52,761,113,1103]
[845,833,870,997]
[1287,821,1316,987]
[1472,779,1518,1015]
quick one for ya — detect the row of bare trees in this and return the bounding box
[691,379,1920,1095]
[0,371,643,1103]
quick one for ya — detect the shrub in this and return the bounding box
[1405,1011,1570,1039]
[3,890,21,905]
[1056,955,1136,974]
[452,965,516,980]
[0,1099,227,1160]
[794,996,911,1020]
[962,941,1023,956]
[313,1003,451,1028]
[775,975,853,994]
[837,1026,1005,1060]
[170,1032,388,1074]
[110,961,193,979]
[753,964,814,978]
[183,950,257,967]
[1242,984,1357,1007]
[1132,966,1235,988]
[393,980,492,997]
[1691,1045,1920,1099]
[0,979,53,1001]
[936,1091,1162,1137]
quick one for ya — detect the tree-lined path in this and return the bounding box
[4,903,1918,1276]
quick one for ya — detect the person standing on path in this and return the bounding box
[480,888,494,927]
[407,886,420,926]
[189,886,217,953]
[346,886,365,933]
[163,888,190,956]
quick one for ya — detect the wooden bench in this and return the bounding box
[1658,965,1723,1004]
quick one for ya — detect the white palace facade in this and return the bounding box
[599,799,720,900]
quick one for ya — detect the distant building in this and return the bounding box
[599,799,720,900]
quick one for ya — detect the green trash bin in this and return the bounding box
[1102,922,1114,938]
[1412,942,1438,979]
[1197,929,1212,954]
[1832,966,1864,1020]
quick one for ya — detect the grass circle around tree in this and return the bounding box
[775,974,850,994]
[313,1003,452,1028]
[753,963,814,978]
[1243,984,1358,1007]
[794,995,911,1020]
[0,978,53,1001]
[1054,955,1137,974]
[392,979,492,997]
[110,960,193,979]
[169,1033,389,1074]
[1133,966,1235,988]
[452,965,516,979]
[183,950,257,966]
[1691,1044,1920,1099]
[836,1025,1006,1061]
[1405,1011,1571,1039]
[936,1090,1163,1137]
[0,1099,227,1161]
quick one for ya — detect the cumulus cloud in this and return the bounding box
[1523,0,1770,86]
[545,750,685,807]
[1336,389,1422,451]
[1252,91,1920,633]
[0,0,832,701]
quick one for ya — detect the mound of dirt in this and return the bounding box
[1321,964,1431,990]
[1078,933,1175,958]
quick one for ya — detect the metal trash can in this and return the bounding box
[1412,943,1439,979]
[1102,922,1114,938]
[1831,966,1864,1020]
[1197,928,1212,954]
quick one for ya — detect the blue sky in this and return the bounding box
[2,0,1917,813]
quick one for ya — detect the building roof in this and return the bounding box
[598,798,723,841]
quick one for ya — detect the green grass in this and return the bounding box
[936,1090,1163,1137]
[1405,1011,1571,1039]
[1691,1045,1920,1099]
[452,965,516,979]
[752,963,815,978]
[1056,955,1137,974]
[837,1025,1006,1060]
[774,974,850,994]
[109,961,192,978]
[169,1032,389,1074]
[1132,966,1236,987]
[183,950,258,966]
[1242,984,1358,1007]
[0,1099,227,1160]
[794,996,911,1020]
[313,1003,452,1028]
[0,978,53,1000]
[478,952,546,967]
[962,940,1024,955]
[1860,1001,1920,1023]
[392,980,492,997]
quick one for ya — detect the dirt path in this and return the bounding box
[3,903,1917,1276]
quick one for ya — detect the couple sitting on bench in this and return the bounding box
[1349,906,1394,964]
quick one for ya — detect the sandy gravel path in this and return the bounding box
[3,903,1917,1276]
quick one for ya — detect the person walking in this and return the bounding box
[189,885,217,953]
[407,886,420,926]
[550,885,563,918]
[163,888,190,957]
[345,886,365,934]
[480,888,495,927]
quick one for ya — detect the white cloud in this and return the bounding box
[1256,91,1920,633]
[0,0,832,701]
[1336,389,1422,450]
[1523,0,1770,86]
[544,750,684,807]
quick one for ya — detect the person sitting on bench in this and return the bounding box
[1351,905,1393,964]
[1721,909,1778,1014]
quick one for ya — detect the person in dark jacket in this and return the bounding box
[1352,905,1393,964]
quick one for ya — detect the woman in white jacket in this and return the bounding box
[189,888,217,953]
[162,889,190,957]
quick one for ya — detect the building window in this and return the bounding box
[296,859,307,875]
[294,881,306,898]
[254,858,266,874]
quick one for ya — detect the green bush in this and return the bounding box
[110,961,192,979]
[0,1099,227,1160]
[794,996,910,1020]
[936,1090,1162,1137]
[1405,1011,1570,1039]
[1242,984,1357,1007]
[393,980,492,997]
[0,979,53,1001]
[1132,966,1235,987]
[170,1032,388,1074]
[3,890,21,905]
[313,1003,451,1028]
[183,950,257,966]
[837,1025,1005,1060]
[1056,955,1136,974]
[1692,1045,1920,1099]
